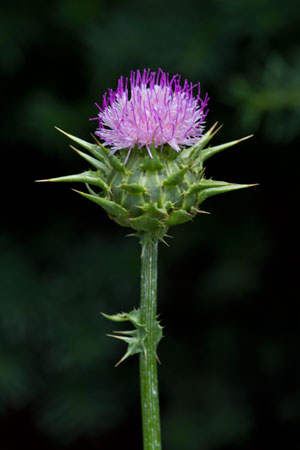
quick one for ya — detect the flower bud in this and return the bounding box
[38,69,255,239]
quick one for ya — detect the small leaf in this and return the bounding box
[102,309,145,327]
[102,312,132,323]
[102,309,147,366]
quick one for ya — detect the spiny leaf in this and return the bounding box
[70,146,109,174]
[102,309,144,327]
[72,190,129,218]
[197,183,258,204]
[55,127,109,163]
[200,135,253,162]
[36,171,109,190]
[181,122,222,159]
[55,127,98,153]
[186,179,232,195]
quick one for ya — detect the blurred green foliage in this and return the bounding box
[1,0,299,449]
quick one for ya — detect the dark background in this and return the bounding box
[1,0,299,449]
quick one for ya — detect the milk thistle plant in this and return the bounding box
[38,68,254,450]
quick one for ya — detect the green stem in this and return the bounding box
[139,235,162,450]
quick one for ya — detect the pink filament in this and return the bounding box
[93,69,209,154]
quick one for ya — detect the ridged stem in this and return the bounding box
[139,236,162,450]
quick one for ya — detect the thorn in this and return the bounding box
[70,144,80,153]
[106,334,133,346]
[113,330,136,335]
[191,208,211,214]
[209,121,218,133]
[35,179,51,182]
[115,351,132,367]
[160,237,170,247]
[91,133,101,145]
[106,334,126,341]
[125,233,138,238]
[54,126,69,137]
[91,133,108,152]
[115,356,126,367]
[156,354,161,365]
[236,134,254,143]
[209,123,223,138]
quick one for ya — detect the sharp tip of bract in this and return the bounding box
[91,133,100,145]
[115,355,128,367]
[35,179,50,182]
[209,121,218,132]
[70,145,80,153]
[233,183,258,189]
[237,134,254,143]
[55,126,74,140]
[54,126,65,134]
[214,124,223,134]
[207,123,223,139]
[192,208,211,214]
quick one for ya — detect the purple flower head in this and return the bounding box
[92,69,209,157]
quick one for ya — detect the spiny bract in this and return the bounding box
[39,124,253,239]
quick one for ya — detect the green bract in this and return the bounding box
[39,124,253,239]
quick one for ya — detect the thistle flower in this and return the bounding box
[38,69,255,450]
[38,69,254,239]
[92,68,209,156]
